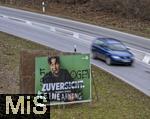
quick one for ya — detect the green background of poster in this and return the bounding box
[35,54,91,103]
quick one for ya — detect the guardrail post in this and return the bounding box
[42,1,45,13]
[74,44,77,53]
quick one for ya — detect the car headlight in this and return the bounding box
[111,56,120,59]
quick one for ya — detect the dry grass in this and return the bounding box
[0,31,49,93]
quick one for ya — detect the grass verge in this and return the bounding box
[0,32,150,118]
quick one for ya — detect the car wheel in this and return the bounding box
[92,52,97,59]
[128,62,133,66]
[106,57,112,65]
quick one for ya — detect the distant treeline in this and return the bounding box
[0,0,150,20]
[91,0,150,20]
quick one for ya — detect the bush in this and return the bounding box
[90,0,150,20]
[1,0,150,20]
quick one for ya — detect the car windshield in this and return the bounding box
[108,43,127,50]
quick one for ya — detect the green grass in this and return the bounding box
[51,66,150,119]
[0,32,150,118]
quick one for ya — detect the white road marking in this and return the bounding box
[0,13,150,66]
[143,55,150,64]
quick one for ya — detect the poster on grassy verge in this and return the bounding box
[35,54,91,105]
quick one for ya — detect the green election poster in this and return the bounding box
[35,54,91,105]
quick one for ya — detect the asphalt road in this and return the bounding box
[0,6,150,96]
[0,6,150,52]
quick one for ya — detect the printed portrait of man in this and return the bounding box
[42,56,73,83]
[41,56,83,102]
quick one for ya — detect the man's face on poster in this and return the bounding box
[50,58,60,76]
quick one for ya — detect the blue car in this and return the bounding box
[91,37,134,65]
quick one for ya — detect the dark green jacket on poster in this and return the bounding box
[42,69,72,83]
